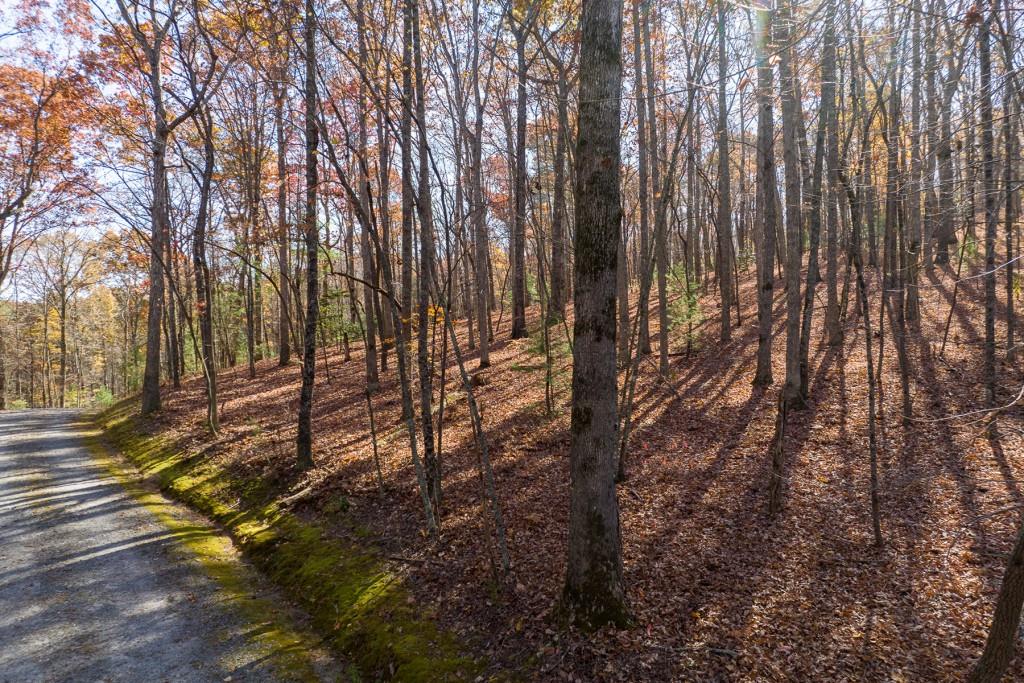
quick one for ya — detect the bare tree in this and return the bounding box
[110,0,217,415]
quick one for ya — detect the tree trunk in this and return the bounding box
[797,0,835,399]
[631,0,651,356]
[642,0,668,374]
[400,0,415,347]
[753,6,777,388]
[716,0,733,343]
[274,74,291,366]
[377,113,394,371]
[510,20,530,340]
[357,0,379,393]
[1002,6,1017,363]
[412,0,441,515]
[777,4,803,409]
[905,0,923,323]
[561,0,630,630]
[549,70,568,324]
[141,119,168,414]
[0,328,5,410]
[58,298,66,409]
[882,21,912,424]
[193,107,218,433]
[471,0,490,368]
[980,4,997,408]
[824,0,843,347]
[295,0,319,470]
[935,35,962,264]
[617,234,629,362]
[923,4,939,270]
[968,513,1024,682]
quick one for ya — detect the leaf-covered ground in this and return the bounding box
[149,255,1024,681]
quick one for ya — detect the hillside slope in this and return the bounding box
[123,259,1024,681]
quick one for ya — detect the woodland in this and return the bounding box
[2,0,1024,678]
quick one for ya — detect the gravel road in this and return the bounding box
[0,409,335,683]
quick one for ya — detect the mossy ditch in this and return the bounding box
[91,401,479,682]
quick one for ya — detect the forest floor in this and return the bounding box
[146,250,1024,682]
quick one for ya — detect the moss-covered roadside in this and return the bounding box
[79,418,332,682]
[91,400,480,682]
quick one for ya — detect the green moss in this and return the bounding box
[79,424,325,682]
[88,401,478,682]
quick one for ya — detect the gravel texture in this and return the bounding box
[0,409,335,683]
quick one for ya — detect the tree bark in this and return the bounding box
[400,0,415,347]
[797,0,835,399]
[510,16,530,340]
[632,0,651,356]
[295,0,319,470]
[1001,5,1017,363]
[979,3,997,408]
[274,76,291,367]
[192,105,218,432]
[561,0,630,630]
[141,120,168,414]
[777,3,803,409]
[716,0,733,343]
[642,0,668,373]
[968,513,1024,682]
[753,6,777,388]
[549,70,569,324]
[411,0,441,514]
[356,0,379,393]
[978,2,995,409]
[471,0,490,368]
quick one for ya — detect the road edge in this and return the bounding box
[76,413,341,682]
[89,403,481,682]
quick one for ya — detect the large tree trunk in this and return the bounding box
[561,0,629,630]
[968,513,1024,682]
[243,227,256,380]
[295,0,319,470]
